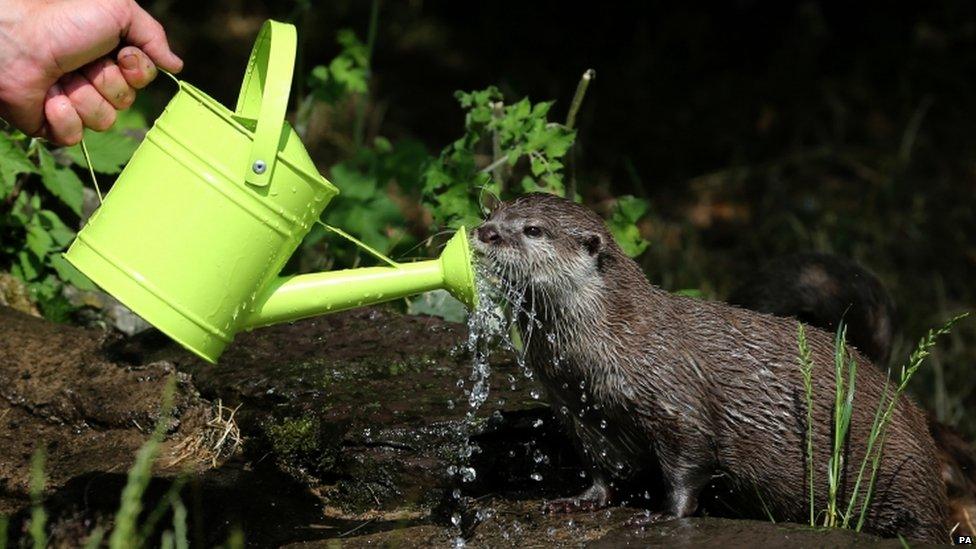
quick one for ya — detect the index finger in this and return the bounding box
[122,1,183,73]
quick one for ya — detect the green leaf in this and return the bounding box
[617,195,650,222]
[64,129,139,174]
[50,254,96,291]
[329,162,377,200]
[10,191,33,225]
[673,288,705,299]
[38,148,84,215]
[16,251,42,281]
[520,176,546,194]
[608,221,649,258]
[25,221,54,258]
[530,157,546,176]
[36,210,74,247]
[543,129,575,158]
[0,131,36,194]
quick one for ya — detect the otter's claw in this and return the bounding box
[626,510,676,526]
[543,480,612,514]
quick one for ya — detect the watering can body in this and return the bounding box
[64,20,476,363]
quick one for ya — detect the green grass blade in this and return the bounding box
[843,369,889,528]
[797,322,816,527]
[109,375,177,549]
[29,449,47,549]
[82,528,104,549]
[173,496,188,549]
[138,477,187,544]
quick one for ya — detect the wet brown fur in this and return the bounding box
[473,193,949,543]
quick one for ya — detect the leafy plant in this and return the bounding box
[0,114,142,320]
[306,29,369,105]
[607,195,651,257]
[421,86,577,229]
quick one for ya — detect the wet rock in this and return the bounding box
[62,285,152,335]
[291,502,914,548]
[115,307,556,521]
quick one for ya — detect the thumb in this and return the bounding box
[123,2,183,73]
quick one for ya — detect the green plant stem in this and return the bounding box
[564,69,594,201]
[826,324,855,528]
[797,323,816,527]
[353,0,381,150]
[565,69,595,131]
[491,101,506,193]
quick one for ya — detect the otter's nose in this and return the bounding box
[477,224,501,244]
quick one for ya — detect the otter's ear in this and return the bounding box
[580,232,602,256]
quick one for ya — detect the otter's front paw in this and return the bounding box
[625,510,676,526]
[543,481,612,514]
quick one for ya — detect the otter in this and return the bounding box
[472,193,949,543]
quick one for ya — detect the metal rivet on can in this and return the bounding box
[252,160,267,174]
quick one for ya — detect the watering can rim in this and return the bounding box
[170,80,337,195]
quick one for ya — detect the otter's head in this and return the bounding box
[472,193,618,299]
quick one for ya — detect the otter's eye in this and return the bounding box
[523,225,544,238]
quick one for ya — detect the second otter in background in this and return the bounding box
[728,253,895,366]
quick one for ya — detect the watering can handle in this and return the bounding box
[234,20,296,187]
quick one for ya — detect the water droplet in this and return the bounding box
[530,472,543,481]
[600,419,607,430]
[459,466,476,482]
[451,513,461,527]
[530,389,540,400]
[532,418,544,428]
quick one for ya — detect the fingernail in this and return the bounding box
[120,53,139,70]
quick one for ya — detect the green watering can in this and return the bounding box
[63,20,476,364]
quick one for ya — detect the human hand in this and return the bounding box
[0,0,183,145]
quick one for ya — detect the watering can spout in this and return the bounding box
[242,228,477,330]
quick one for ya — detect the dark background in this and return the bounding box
[145,1,975,435]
